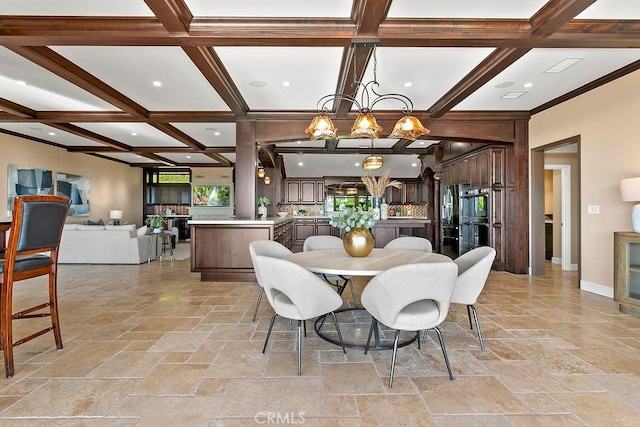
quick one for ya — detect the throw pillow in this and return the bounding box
[136,225,148,237]
[97,219,105,225]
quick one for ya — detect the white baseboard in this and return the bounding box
[551,257,579,271]
[580,280,614,298]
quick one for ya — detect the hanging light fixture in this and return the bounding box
[306,43,429,142]
[257,162,265,178]
[264,176,271,185]
[345,187,358,195]
[362,138,383,171]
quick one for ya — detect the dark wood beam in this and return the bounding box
[7,46,149,118]
[182,46,249,117]
[141,153,177,166]
[334,44,374,117]
[144,0,192,33]
[2,17,638,48]
[47,123,132,151]
[531,0,597,36]
[0,98,36,119]
[150,122,207,151]
[351,0,392,34]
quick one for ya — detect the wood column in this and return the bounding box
[509,119,530,273]
[236,120,257,220]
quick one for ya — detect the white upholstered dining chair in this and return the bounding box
[361,262,458,387]
[451,246,496,350]
[252,254,346,375]
[248,240,292,321]
[384,236,433,252]
[303,235,357,306]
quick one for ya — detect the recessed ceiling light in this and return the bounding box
[48,132,56,136]
[249,80,267,88]
[16,80,27,86]
[355,162,360,167]
[523,82,533,88]
[131,132,137,136]
[419,141,425,145]
[495,81,515,89]
[501,91,527,99]
[544,58,584,73]
[213,131,220,136]
[404,82,412,88]
[297,141,302,144]
[298,162,303,166]
[27,126,42,131]
[136,155,143,158]
[152,80,162,87]
[282,81,291,87]
[186,155,191,159]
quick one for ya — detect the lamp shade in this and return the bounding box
[305,115,337,140]
[620,177,640,233]
[388,115,430,140]
[350,114,383,139]
[362,155,383,171]
[109,209,123,220]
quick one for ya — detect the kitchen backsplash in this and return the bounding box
[275,203,428,218]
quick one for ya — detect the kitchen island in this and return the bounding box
[189,217,432,282]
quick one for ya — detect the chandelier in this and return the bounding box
[305,44,429,143]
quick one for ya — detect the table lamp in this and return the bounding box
[620,177,640,233]
[109,209,123,225]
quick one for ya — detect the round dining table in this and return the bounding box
[285,248,453,350]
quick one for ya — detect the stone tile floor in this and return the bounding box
[0,259,638,426]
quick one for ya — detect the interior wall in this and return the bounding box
[0,133,143,225]
[544,170,553,215]
[530,69,640,292]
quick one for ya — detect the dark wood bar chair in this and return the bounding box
[0,195,71,377]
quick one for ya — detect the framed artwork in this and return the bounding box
[56,172,90,216]
[7,164,54,212]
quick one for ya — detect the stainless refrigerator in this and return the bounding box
[440,184,460,259]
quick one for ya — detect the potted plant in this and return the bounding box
[257,196,270,219]
[145,212,167,233]
[329,205,376,257]
[361,169,402,220]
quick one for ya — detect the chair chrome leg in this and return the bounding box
[252,288,264,322]
[364,318,376,355]
[469,304,485,350]
[389,329,401,388]
[297,320,302,376]
[466,304,473,330]
[434,326,453,380]
[330,311,346,354]
[263,313,277,354]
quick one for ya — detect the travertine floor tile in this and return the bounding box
[357,394,434,426]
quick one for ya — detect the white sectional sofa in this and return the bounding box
[58,224,159,264]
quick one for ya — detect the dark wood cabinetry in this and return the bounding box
[403,181,418,204]
[286,179,325,204]
[292,217,336,251]
[545,222,553,260]
[274,219,293,249]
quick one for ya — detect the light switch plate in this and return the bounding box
[587,205,600,214]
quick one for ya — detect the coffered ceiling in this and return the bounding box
[0,0,639,178]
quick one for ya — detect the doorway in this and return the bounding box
[531,137,581,278]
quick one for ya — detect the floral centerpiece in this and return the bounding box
[330,205,376,257]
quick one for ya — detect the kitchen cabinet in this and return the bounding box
[385,185,402,204]
[403,181,418,204]
[614,232,640,317]
[274,219,293,249]
[286,179,324,204]
[292,217,337,251]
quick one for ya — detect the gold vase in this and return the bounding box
[343,227,374,257]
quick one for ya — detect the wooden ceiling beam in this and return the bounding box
[150,122,207,151]
[47,123,132,151]
[0,98,36,119]
[334,44,374,117]
[7,46,149,118]
[2,17,638,48]
[144,0,192,33]
[531,0,597,36]
[182,46,249,117]
[351,0,392,34]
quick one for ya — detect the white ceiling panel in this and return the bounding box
[171,123,236,148]
[283,154,422,179]
[184,0,353,18]
[0,47,120,111]
[158,153,219,164]
[98,152,156,164]
[0,0,153,16]
[407,140,439,149]
[0,123,103,146]
[337,139,399,150]
[457,48,640,110]
[388,0,548,18]
[215,47,344,110]
[576,0,640,19]
[356,47,495,111]
[52,46,231,111]
[223,153,236,163]
[73,123,186,148]
[275,140,327,148]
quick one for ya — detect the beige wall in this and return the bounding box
[0,133,143,225]
[530,69,640,291]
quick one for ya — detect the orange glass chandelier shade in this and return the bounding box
[349,113,383,139]
[305,115,337,140]
[388,115,430,140]
[257,167,265,178]
[264,176,271,184]
[362,155,383,171]
[345,187,358,195]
